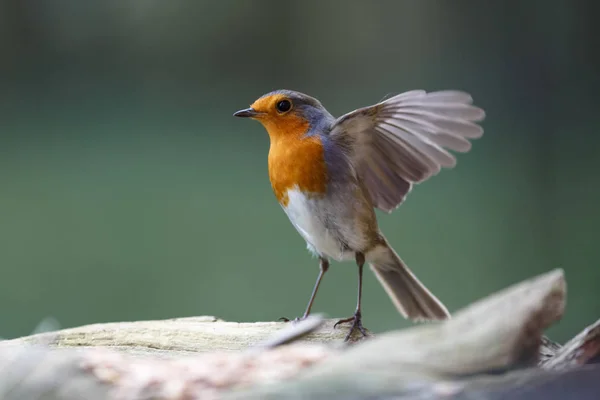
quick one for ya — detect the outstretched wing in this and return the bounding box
[329,90,485,212]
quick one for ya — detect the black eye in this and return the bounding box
[276,99,292,113]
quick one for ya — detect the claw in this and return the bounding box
[334,311,368,342]
[278,316,305,324]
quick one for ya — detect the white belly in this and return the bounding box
[282,187,354,261]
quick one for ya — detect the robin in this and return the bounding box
[234,89,485,340]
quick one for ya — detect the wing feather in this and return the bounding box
[330,90,485,212]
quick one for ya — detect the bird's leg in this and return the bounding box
[334,252,368,341]
[280,257,329,323]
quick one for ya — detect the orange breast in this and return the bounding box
[268,134,328,207]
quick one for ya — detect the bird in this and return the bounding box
[233,89,485,340]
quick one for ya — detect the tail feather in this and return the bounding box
[368,242,450,321]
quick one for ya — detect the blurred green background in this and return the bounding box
[1,1,598,343]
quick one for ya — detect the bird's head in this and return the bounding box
[234,90,331,141]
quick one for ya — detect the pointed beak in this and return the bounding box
[233,107,260,118]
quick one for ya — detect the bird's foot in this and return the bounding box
[334,311,368,342]
[278,315,307,324]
